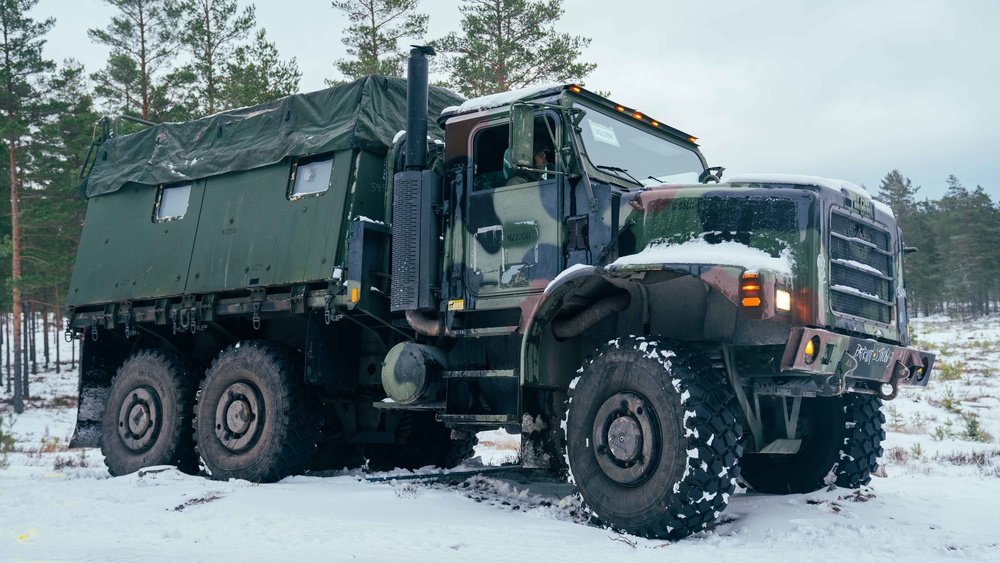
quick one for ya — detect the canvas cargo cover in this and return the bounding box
[83,76,465,198]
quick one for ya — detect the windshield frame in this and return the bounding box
[567,96,708,189]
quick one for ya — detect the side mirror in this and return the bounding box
[509,104,535,168]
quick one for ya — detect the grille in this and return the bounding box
[390,174,421,311]
[829,210,893,324]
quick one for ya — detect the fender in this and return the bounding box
[520,265,641,389]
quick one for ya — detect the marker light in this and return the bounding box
[804,335,820,365]
[740,272,761,308]
[350,287,359,303]
[570,85,582,93]
[615,105,626,112]
[632,112,643,120]
[650,121,659,127]
[687,136,698,143]
[775,289,791,312]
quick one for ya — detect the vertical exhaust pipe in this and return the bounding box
[391,46,441,317]
[405,45,435,171]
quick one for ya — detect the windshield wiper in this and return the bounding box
[595,165,642,186]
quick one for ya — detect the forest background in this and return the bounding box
[1,0,997,407]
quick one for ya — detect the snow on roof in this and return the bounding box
[610,239,794,275]
[448,83,565,114]
[872,199,896,219]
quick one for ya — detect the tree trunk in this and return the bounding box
[54,285,61,374]
[43,305,49,370]
[4,314,10,393]
[21,304,29,401]
[10,133,24,413]
[1,313,5,391]
[30,302,37,375]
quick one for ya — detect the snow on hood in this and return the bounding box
[611,239,794,276]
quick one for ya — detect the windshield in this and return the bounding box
[575,103,705,186]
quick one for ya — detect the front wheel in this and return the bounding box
[194,341,320,482]
[565,338,743,540]
[740,394,885,494]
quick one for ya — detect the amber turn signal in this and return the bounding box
[804,336,820,365]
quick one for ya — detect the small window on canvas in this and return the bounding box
[290,157,333,198]
[155,183,192,222]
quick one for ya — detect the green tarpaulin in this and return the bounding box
[83,76,464,198]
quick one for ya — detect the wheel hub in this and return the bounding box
[214,381,264,453]
[607,416,643,461]
[117,387,161,453]
[592,391,660,486]
[226,400,252,434]
[128,404,151,435]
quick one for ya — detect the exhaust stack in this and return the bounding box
[390,46,441,314]
[405,45,434,171]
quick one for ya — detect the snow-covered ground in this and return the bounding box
[1,316,999,561]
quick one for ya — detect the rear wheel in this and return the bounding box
[101,350,198,476]
[194,341,320,482]
[740,394,885,494]
[565,338,743,540]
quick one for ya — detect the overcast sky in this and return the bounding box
[34,0,1000,201]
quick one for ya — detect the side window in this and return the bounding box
[472,115,559,191]
[472,124,509,191]
[154,183,192,222]
[290,156,333,199]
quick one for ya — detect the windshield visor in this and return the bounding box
[576,105,704,185]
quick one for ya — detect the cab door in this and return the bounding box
[465,119,563,307]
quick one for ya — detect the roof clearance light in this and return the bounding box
[615,105,626,112]
[650,121,659,127]
[776,289,792,312]
[570,85,582,93]
[632,112,643,120]
[687,136,698,143]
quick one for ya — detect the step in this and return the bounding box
[436,413,518,425]
[758,438,802,455]
[442,369,517,380]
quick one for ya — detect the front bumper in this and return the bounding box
[780,327,935,398]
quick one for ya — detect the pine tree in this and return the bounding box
[0,0,55,413]
[219,29,300,108]
[434,0,595,97]
[330,0,428,83]
[903,198,943,316]
[21,60,97,310]
[876,169,918,228]
[174,0,255,115]
[936,176,983,316]
[88,0,182,120]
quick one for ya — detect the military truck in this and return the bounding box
[66,46,934,539]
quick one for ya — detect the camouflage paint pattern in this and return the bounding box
[67,80,934,453]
